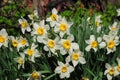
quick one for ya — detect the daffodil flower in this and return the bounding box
[18,17,31,34]
[66,50,86,67]
[46,8,59,27]
[0,29,8,48]
[104,63,115,80]
[54,61,74,79]
[14,53,25,69]
[103,35,119,54]
[27,71,41,80]
[24,43,40,62]
[31,20,49,43]
[54,17,73,38]
[58,35,79,55]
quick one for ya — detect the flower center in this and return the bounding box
[107,40,115,49]
[21,39,27,45]
[108,68,114,75]
[27,49,34,56]
[18,58,23,65]
[91,41,98,48]
[111,27,116,31]
[48,40,55,48]
[62,40,71,49]
[37,27,44,35]
[21,21,27,28]
[72,53,79,61]
[95,21,100,27]
[61,66,67,73]
[12,40,18,47]
[32,71,39,79]
[117,66,120,72]
[0,36,5,43]
[59,23,67,31]
[51,14,57,21]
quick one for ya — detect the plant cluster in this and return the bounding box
[1,4,120,80]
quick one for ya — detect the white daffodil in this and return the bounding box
[82,77,89,80]
[46,8,59,27]
[14,53,25,69]
[85,35,99,52]
[43,37,59,55]
[10,36,19,48]
[103,35,119,54]
[95,15,102,33]
[104,63,115,80]
[114,58,120,76]
[54,17,73,38]
[109,22,118,36]
[24,43,40,62]
[58,35,79,55]
[54,61,74,79]
[66,50,86,67]
[18,36,29,48]
[27,71,41,80]
[117,8,120,16]
[28,10,39,20]
[31,20,49,43]
[0,28,8,48]
[18,17,31,34]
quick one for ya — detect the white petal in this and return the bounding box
[52,8,58,14]
[72,43,79,50]
[85,45,91,52]
[44,46,49,51]
[99,42,106,48]
[79,57,86,64]
[72,60,78,67]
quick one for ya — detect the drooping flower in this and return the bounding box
[104,63,115,80]
[0,29,8,48]
[24,43,40,62]
[14,53,25,69]
[18,17,31,34]
[54,61,74,79]
[95,15,102,33]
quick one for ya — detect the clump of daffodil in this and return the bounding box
[54,61,74,79]
[0,28,8,48]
